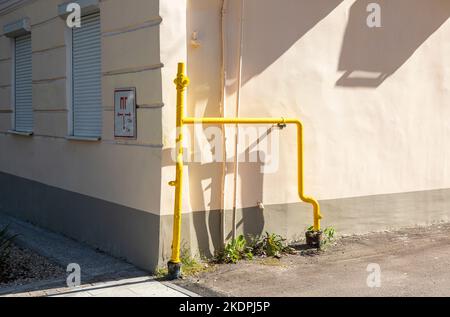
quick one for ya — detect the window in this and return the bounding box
[71,12,102,138]
[14,33,32,132]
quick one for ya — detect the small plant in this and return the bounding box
[0,225,17,271]
[321,226,336,248]
[216,235,253,264]
[155,266,169,279]
[249,232,295,258]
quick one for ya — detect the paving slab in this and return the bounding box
[0,213,196,297]
[0,213,138,280]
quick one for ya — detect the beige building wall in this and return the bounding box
[181,0,450,208]
[227,0,450,204]
[0,0,165,270]
[158,0,450,259]
[2,0,450,268]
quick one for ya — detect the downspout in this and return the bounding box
[219,0,228,247]
[231,0,245,240]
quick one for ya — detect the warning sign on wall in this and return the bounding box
[114,88,136,138]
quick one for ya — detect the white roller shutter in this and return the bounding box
[14,33,32,132]
[72,13,102,138]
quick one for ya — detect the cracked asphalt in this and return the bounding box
[175,223,450,297]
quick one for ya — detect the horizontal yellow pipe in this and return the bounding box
[183,116,323,231]
[184,117,296,125]
[169,63,322,276]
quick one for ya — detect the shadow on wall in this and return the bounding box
[179,0,267,256]
[337,0,450,87]
[226,151,265,242]
[161,145,225,258]
[178,0,343,255]
[185,0,223,255]
[161,143,267,257]
[224,130,277,241]
[234,0,344,87]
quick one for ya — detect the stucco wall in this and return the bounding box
[150,0,450,259]
[175,0,450,212]
[0,0,165,270]
[0,0,163,214]
[159,0,188,216]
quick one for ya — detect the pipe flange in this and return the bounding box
[277,117,287,130]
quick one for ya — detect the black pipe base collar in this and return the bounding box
[167,261,182,280]
[305,230,323,249]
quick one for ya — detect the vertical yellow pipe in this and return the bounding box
[167,64,322,278]
[168,63,189,277]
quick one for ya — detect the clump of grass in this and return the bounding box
[155,267,169,279]
[180,250,209,276]
[214,232,295,264]
[156,246,210,279]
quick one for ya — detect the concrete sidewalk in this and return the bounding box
[4,276,196,297]
[0,213,197,297]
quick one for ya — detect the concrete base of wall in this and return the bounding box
[160,188,450,259]
[0,171,161,272]
[2,171,450,270]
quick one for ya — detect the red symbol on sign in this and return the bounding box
[118,96,131,131]
[120,96,127,110]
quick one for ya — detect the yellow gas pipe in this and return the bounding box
[168,63,322,278]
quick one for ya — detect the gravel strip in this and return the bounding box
[0,244,65,288]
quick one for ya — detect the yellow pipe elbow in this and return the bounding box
[182,117,323,231]
[169,62,323,278]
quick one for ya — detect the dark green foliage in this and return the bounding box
[215,232,294,264]
[249,232,295,258]
[216,235,254,264]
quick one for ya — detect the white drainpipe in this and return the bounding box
[231,0,245,240]
[219,0,228,247]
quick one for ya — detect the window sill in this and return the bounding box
[7,130,33,137]
[66,136,101,142]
